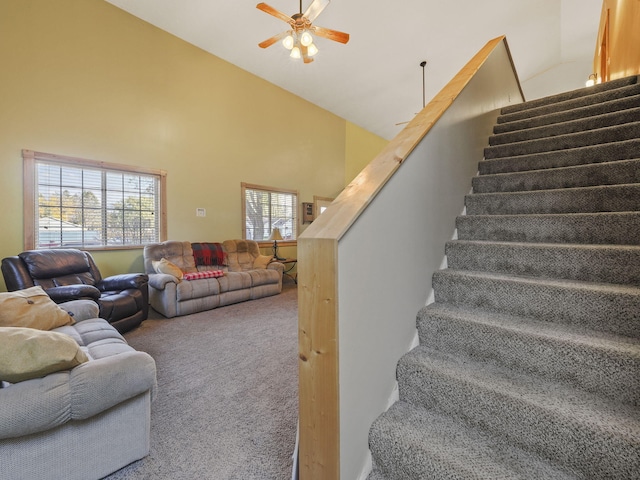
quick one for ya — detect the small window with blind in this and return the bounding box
[242,182,298,242]
[23,150,167,250]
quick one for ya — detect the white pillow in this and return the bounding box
[152,258,184,280]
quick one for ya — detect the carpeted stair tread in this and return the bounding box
[484,122,640,159]
[432,269,640,337]
[397,346,640,479]
[465,183,640,215]
[445,240,640,284]
[369,401,581,480]
[490,106,640,146]
[417,302,640,405]
[366,467,389,480]
[479,138,640,174]
[472,158,640,193]
[494,90,640,134]
[455,211,640,245]
[498,76,639,121]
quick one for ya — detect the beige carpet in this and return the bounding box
[105,283,298,480]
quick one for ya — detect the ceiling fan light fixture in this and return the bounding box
[282,33,295,50]
[256,1,350,63]
[300,30,313,47]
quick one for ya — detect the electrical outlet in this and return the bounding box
[196,208,206,217]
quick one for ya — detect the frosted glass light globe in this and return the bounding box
[300,31,313,47]
[282,34,294,50]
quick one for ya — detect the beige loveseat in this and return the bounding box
[143,240,284,318]
[0,297,157,480]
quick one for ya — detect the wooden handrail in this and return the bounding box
[297,35,521,479]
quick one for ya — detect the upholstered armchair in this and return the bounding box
[1,249,149,333]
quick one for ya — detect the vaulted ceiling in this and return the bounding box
[105,0,603,140]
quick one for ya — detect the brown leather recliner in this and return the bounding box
[1,249,148,333]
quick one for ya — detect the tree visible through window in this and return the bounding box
[242,183,298,242]
[23,150,166,250]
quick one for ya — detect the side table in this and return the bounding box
[275,258,297,284]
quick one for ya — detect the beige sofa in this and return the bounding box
[143,240,284,318]
[0,299,157,480]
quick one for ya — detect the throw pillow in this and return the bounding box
[152,258,184,280]
[0,286,74,330]
[0,327,89,383]
[183,270,224,281]
[254,255,273,269]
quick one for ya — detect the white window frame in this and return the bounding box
[23,149,167,251]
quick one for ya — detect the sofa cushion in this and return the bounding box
[0,286,74,330]
[152,258,183,280]
[223,239,262,272]
[0,327,88,383]
[144,241,197,274]
[253,255,272,269]
[176,277,222,302]
[55,317,124,348]
[217,271,252,293]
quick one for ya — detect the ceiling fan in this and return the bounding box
[257,0,350,63]
[396,60,428,126]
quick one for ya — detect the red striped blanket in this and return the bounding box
[183,270,224,281]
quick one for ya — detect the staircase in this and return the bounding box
[368,75,640,479]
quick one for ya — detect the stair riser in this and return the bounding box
[473,159,640,193]
[484,123,640,160]
[397,359,640,480]
[445,241,640,285]
[499,76,639,120]
[456,213,640,245]
[490,107,640,146]
[494,92,640,135]
[479,138,640,175]
[416,307,640,405]
[465,184,640,215]
[432,271,640,337]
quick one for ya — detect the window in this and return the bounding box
[242,182,298,242]
[23,150,167,250]
[314,196,334,218]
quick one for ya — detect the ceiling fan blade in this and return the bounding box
[256,3,292,24]
[258,31,289,49]
[303,0,330,22]
[312,25,350,44]
[301,45,314,64]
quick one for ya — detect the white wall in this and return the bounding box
[335,41,524,480]
[521,61,594,100]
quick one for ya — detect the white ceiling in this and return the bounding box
[105,0,603,140]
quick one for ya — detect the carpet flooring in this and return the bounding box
[104,283,299,480]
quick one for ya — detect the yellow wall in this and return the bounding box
[593,0,640,80]
[0,0,389,290]
[345,122,388,185]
